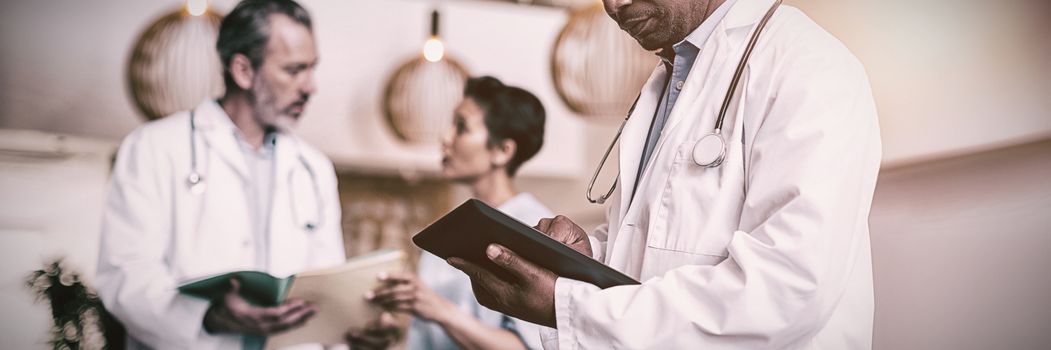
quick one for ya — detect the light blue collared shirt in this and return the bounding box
[632,0,738,199]
[233,130,277,350]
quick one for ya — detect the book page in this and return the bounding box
[266,249,407,349]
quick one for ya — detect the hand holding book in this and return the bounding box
[178,249,407,348]
[202,278,316,335]
[364,271,457,322]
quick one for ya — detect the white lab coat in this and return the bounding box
[543,0,881,349]
[96,100,346,349]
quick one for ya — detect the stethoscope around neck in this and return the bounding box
[186,109,325,232]
[586,0,782,205]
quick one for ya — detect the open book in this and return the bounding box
[177,249,407,348]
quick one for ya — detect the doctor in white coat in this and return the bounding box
[96,1,346,348]
[450,0,882,348]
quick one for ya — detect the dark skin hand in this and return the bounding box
[203,278,316,335]
[449,244,558,328]
[345,312,401,350]
[447,215,595,329]
[535,215,593,257]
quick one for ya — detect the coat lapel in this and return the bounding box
[617,64,667,222]
[616,0,777,224]
[642,26,738,179]
[649,0,775,163]
[723,0,777,30]
[194,100,250,181]
[268,132,297,272]
[272,134,297,200]
[271,133,302,230]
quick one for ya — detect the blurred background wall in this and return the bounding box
[1,0,1048,348]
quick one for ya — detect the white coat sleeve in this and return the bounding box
[95,127,213,348]
[586,225,607,262]
[546,47,882,348]
[543,197,616,348]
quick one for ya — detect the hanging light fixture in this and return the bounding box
[127,0,224,120]
[382,9,470,145]
[186,0,208,16]
[551,2,658,119]
[422,11,446,63]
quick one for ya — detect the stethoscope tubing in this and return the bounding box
[586,0,782,204]
[716,0,781,132]
[186,109,323,232]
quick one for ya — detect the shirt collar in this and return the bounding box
[658,0,738,60]
[232,125,278,157]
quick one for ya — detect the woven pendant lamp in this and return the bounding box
[382,10,470,144]
[127,0,223,120]
[551,2,657,119]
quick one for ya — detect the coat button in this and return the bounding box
[675,80,685,90]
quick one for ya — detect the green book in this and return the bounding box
[177,270,295,307]
[176,249,408,348]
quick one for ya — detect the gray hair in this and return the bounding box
[216,0,312,91]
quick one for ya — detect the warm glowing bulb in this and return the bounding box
[423,37,445,62]
[187,0,208,16]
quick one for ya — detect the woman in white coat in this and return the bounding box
[449,0,882,349]
[96,1,345,348]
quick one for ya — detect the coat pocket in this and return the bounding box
[641,244,728,279]
[646,138,745,259]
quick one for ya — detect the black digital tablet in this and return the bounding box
[413,199,639,289]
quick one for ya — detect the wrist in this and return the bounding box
[542,302,557,329]
[429,298,462,326]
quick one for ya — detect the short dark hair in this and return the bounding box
[216,0,312,91]
[464,76,546,177]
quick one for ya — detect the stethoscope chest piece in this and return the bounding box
[187,172,207,195]
[693,132,726,167]
[583,0,780,203]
